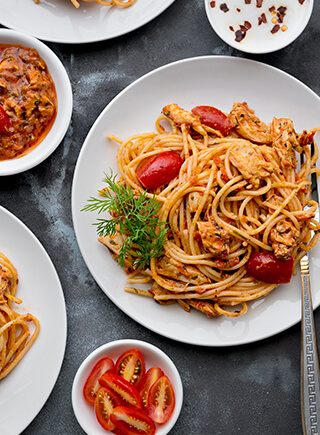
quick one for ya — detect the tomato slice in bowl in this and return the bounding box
[147,375,175,424]
[83,357,115,405]
[139,367,164,409]
[94,386,122,431]
[99,372,143,410]
[110,406,156,435]
[115,349,146,390]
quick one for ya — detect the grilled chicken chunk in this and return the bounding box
[270,219,300,259]
[197,219,231,258]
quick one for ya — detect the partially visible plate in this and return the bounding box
[0,206,67,435]
[72,56,320,347]
[0,0,176,44]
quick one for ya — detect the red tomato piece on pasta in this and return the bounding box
[115,349,146,390]
[110,406,156,435]
[246,251,294,284]
[136,151,183,190]
[83,357,115,405]
[191,105,233,136]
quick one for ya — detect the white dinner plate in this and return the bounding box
[72,56,320,347]
[0,206,67,435]
[0,0,176,44]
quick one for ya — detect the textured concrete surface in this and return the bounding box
[1,0,320,433]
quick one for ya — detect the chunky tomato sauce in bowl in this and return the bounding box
[0,30,72,176]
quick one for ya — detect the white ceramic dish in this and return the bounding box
[72,55,320,347]
[72,339,183,434]
[0,206,67,435]
[205,0,314,54]
[0,29,72,176]
[0,0,176,45]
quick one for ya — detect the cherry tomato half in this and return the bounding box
[115,349,146,390]
[0,106,10,134]
[246,251,294,284]
[139,367,164,409]
[83,357,115,405]
[147,375,175,424]
[136,151,183,190]
[110,406,156,435]
[191,105,234,136]
[99,372,143,410]
[95,386,122,431]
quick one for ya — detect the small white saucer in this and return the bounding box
[205,0,314,54]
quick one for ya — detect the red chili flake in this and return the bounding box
[210,1,216,7]
[244,0,251,4]
[269,6,275,12]
[236,8,241,12]
[235,29,245,42]
[244,20,252,29]
[298,0,305,4]
[229,25,234,31]
[256,0,263,7]
[258,13,267,25]
[220,3,229,12]
[277,6,287,23]
[271,24,280,34]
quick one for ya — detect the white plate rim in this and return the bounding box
[204,0,314,54]
[0,205,67,434]
[0,0,176,45]
[71,55,320,347]
[71,339,183,435]
[0,29,73,176]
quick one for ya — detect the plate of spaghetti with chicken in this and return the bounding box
[72,56,320,346]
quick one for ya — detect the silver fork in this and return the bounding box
[300,145,320,434]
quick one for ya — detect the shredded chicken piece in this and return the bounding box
[270,219,300,259]
[187,300,220,317]
[162,103,207,136]
[197,219,231,258]
[98,232,134,273]
[156,255,210,285]
[229,102,272,144]
[229,143,274,188]
[149,282,175,305]
[270,117,301,168]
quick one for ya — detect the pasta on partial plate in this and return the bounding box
[34,0,137,8]
[0,253,40,380]
[84,102,320,318]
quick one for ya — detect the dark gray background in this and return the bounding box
[1,0,320,433]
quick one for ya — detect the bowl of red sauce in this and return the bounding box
[0,29,72,176]
[72,339,183,434]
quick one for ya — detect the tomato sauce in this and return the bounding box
[0,44,57,160]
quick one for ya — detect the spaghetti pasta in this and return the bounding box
[0,253,40,380]
[92,102,320,318]
[68,0,136,8]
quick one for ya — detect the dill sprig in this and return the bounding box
[82,172,168,269]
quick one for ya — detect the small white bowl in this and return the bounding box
[72,339,183,435]
[0,29,73,176]
[205,0,314,54]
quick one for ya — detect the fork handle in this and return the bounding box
[301,272,320,435]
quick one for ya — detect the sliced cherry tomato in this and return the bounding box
[0,105,10,134]
[139,367,164,408]
[110,406,156,435]
[99,372,143,409]
[83,357,115,405]
[147,375,175,424]
[246,251,294,284]
[115,349,146,390]
[191,105,234,136]
[94,386,122,431]
[136,151,183,190]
